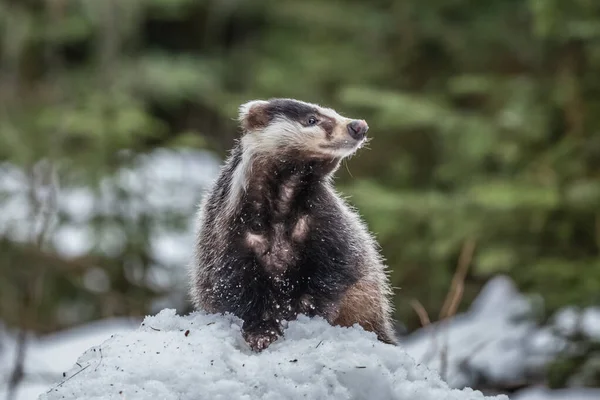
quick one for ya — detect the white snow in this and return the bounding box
[400,276,600,398]
[0,318,140,400]
[401,276,568,389]
[38,309,508,400]
[552,306,600,340]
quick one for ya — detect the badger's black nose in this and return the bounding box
[347,120,369,140]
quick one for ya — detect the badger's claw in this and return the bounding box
[243,330,279,352]
[296,294,316,315]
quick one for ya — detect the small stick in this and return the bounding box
[46,364,90,393]
[409,299,431,327]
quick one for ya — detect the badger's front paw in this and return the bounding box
[243,329,279,352]
[296,294,316,315]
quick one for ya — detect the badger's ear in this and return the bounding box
[238,100,270,132]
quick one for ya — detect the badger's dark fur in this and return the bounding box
[190,98,396,351]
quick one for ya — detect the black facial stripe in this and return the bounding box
[267,99,319,124]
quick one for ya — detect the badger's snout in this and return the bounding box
[347,120,368,140]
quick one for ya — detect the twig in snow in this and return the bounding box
[410,298,440,366]
[6,163,59,400]
[6,330,27,400]
[45,364,90,394]
[439,238,476,321]
[438,238,476,382]
[5,3,64,390]
[410,238,477,383]
[409,299,431,327]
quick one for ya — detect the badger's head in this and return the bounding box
[237,98,369,160]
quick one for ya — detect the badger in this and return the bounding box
[190,98,396,351]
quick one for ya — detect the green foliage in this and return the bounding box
[547,334,600,388]
[0,0,599,388]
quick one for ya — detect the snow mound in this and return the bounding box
[40,309,508,400]
[0,318,140,400]
[402,276,565,389]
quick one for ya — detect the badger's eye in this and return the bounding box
[307,116,318,126]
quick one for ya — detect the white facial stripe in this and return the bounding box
[317,106,345,121]
[258,117,301,150]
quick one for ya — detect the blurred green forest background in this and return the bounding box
[1,0,600,393]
